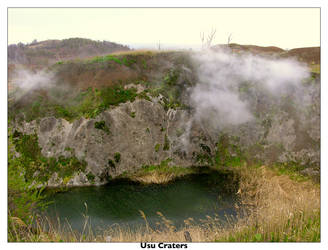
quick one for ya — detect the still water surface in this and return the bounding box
[45,171,238,232]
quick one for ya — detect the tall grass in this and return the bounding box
[215,166,320,242]
[8,165,320,242]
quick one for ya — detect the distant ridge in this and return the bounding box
[8,38,131,66]
[212,43,320,64]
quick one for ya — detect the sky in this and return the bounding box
[8,8,320,49]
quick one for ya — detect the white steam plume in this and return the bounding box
[189,48,310,129]
[14,69,55,91]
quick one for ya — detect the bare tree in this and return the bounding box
[227,33,232,45]
[206,28,216,48]
[200,28,217,49]
[200,32,205,49]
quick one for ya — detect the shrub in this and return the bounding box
[114,153,121,163]
[86,172,96,183]
[94,120,110,134]
[108,159,115,169]
[154,143,161,152]
[137,89,152,102]
[163,135,170,151]
[13,133,41,160]
[164,69,179,86]
[100,86,137,107]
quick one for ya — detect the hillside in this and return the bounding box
[8,45,320,187]
[8,38,130,67]
[212,43,320,66]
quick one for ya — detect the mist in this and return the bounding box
[188,48,311,130]
[9,66,81,107]
[9,69,55,102]
[14,69,55,91]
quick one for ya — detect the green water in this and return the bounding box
[44,170,239,232]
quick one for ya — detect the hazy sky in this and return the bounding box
[8,8,320,49]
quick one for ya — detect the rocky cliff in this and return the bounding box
[9,47,320,187]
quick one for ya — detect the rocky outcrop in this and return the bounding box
[10,49,320,187]
[12,78,320,187]
[13,97,210,186]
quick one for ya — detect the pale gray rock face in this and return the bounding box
[12,79,320,187]
[13,99,212,186]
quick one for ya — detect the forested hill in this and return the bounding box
[8,38,131,66]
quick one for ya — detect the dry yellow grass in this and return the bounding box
[127,164,195,184]
[215,166,320,242]
[130,171,186,184]
[309,64,320,74]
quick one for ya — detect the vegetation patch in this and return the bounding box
[271,162,312,182]
[94,120,110,134]
[99,86,137,108]
[114,152,121,163]
[137,91,152,102]
[8,129,47,226]
[64,147,73,152]
[13,131,41,160]
[86,172,96,183]
[88,54,137,67]
[108,159,115,169]
[130,111,136,118]
[214,134,245,168]
[144,67,190,111]
[163,134,170,151]
[154,143,161,152]
[193,143,213,165]
[163,68,180,86]
[12,131,87,184]
[9,85,137,122]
